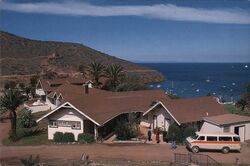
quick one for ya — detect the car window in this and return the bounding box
[207,136,217,141]
[192,134,199,140]
[233,137,240,142]
[219,137,232,141]
[198,136,205,140]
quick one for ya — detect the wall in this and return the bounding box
[24,103,50,113]
[48,108,86,141]
[200,122,223,133]
[200,121,250,142]
[140,106,175,131]
[35,89,45,96]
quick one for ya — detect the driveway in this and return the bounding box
[0,121,250,165]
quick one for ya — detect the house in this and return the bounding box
[200,114,250,142]
[37,83,228,141]
[24,78,93,113]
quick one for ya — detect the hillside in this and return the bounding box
[0,31,165,83]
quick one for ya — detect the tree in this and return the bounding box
[78,64,87,78]
[236,99,247,111]
[104,64,125,89]
[29,75,39,98]
[87,61,105,87]
[0,88,25,140]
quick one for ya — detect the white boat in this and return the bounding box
[196,89,200,92]
[245,65,248,68]
[156,84,161,88]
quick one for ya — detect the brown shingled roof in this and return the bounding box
[161,96,227,124]
[67,90,168,125]
[204,114,250,126]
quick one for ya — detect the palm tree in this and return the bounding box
[104,64,125,88]
[87,61,105,87]
[78,64,87,78]
[0,88,25,140]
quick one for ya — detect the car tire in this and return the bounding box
[222,147,230,154]
[192,146,199,153]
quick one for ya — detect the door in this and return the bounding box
[164,118,171,131]
[234,126,245,142]
[153,115,157,129]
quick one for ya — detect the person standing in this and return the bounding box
[156,129,160,144]
[171,133,176,149]
[147,130,152,141]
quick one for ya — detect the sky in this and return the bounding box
[1,0,250,63]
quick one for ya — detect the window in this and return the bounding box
[57,120,81,130]
[49,120,58,128]
[198,136,205,140]
[233,137,240,142]
[219,137,232,141]
[192,134,199,140]
[223,126,230,132]
[207,136,217,141]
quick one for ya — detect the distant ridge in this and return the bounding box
[0,31,165,83]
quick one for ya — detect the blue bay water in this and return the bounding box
[140,63,250,102]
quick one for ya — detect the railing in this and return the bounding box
[174,153,222,166]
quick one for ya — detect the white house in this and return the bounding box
[37,82,229,141]
[201,114,250,142]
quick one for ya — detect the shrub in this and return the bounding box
[167,124,182,143]
[163,131,168,143]
[53,132,63,143]
[62,132,75,143]
[183,126,196,139]
[115,121,139,140]
[20,155,40,166]
[18,108,37,128]
[78,133,95,144]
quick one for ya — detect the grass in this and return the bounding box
[2,110,51,146]
[223,104,250,117]
[3,130,49,146]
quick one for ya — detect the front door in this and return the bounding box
[234,126,245,142]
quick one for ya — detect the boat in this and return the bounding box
[156,84,161,88]
[245,65,248,68]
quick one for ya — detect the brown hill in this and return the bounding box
[0,31,165,83]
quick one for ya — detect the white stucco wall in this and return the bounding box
[45,96,57,110]
[200,122,223,133]
[35,89,45,96]
[200,121,250,142]
[141,107,175,131]
[48,108,86,141]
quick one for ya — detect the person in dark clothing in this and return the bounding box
[171,133,176,149]
[147,130,152,141]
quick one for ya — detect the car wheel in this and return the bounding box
[222,147,230,154]
[192,146,199,153]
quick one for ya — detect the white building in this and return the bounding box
[201,114,250,142]
[37,82,229,141]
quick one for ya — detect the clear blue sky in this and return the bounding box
[1,0,250,62]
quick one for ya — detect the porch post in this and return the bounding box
[94,124,98,140]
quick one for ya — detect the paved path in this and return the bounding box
[1,121,250,165]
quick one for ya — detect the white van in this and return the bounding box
[185,132,241,154]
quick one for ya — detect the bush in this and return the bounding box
[115,121,139,140]
[183,126,196,139]
[62,132,75,143]
[53,132,63,143]
[20,155,40,166]
[18,108,37,128]
[78,133,95,144]
[163,131,168,143]
[167,124,182,143]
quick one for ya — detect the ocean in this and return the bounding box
[140,63,250,102]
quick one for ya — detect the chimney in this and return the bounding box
[85,84,89,94]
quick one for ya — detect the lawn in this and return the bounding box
[2,110,51,146]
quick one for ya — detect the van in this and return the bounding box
[185,132,241,154]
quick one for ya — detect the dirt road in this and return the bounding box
[1,121,250,165]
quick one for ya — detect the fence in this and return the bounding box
[174,153,222,166]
